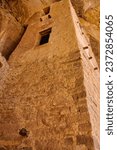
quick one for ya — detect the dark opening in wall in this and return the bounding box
[40,18,42,21]
[48,15,51,19]
[83,46,88,50]
[43,7,50,15]
[94,67,98,70]
[0,62,3,68]
[39,28,52,45]
[89,56,92,59]
[19,128,29,137]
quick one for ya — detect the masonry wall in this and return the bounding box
[70,2,100,149]
[0,53,9,93]
[0,0,99,150]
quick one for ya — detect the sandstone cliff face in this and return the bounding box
[0,8,25,59]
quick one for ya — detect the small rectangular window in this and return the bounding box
[39,28,52,45]
[83,46,88,50]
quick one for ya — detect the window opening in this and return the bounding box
[39,28,52,45]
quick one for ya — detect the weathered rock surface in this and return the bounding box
[0,8,25,59]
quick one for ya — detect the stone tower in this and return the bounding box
[0,0,99,150]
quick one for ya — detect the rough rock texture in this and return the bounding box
[0,0,100,150]
[0,8,25,59]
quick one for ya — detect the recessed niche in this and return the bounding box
[43,6,50,15]
[89,56,92,60]
[19,128,29,137]
[39,28,52,45]
[40,18,43,21]
[83,46,88,50]
[48,15,51,19]
[94,67,98,70]
[0,62,3,68]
